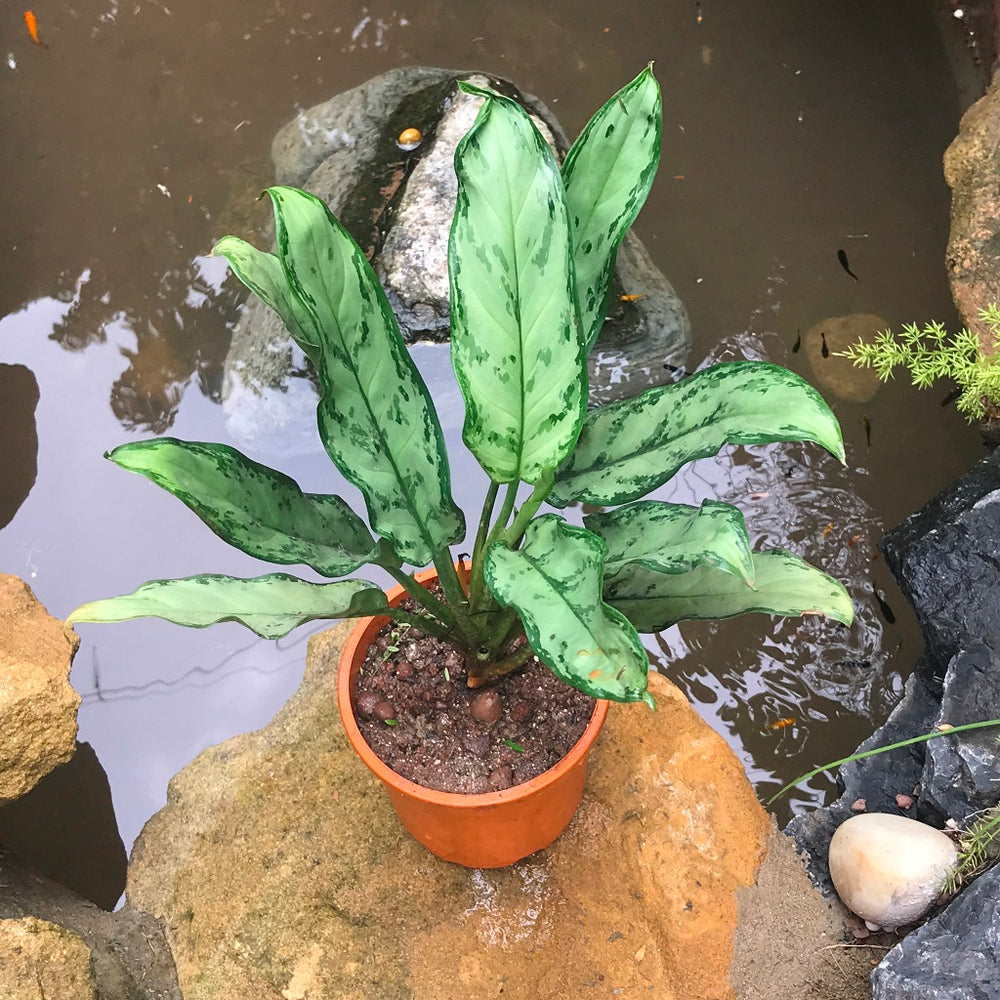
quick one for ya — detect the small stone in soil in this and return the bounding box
[356,690,380,720]
[470,689,502,724]
[462,732,490,757]
[489,765,513,790]
[373,700,396,722]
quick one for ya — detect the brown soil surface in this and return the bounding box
[354,621,595,793]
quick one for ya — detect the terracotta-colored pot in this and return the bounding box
[337,567,609,868]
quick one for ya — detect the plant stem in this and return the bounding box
[501,469,555,549]
[381,564,455,629]
[480,607,522,659]
[385,607,454,641]
[469,480,500,609]
[466,640,535,687]
[432,549,480,646]
[765,718,1000,806]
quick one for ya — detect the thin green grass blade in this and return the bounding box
[765,719,1000,805]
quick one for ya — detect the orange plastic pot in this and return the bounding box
[337,567,609,868]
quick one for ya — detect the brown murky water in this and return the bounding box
[0,0,989,902]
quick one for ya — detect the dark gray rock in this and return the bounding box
[786,665,940,894]
[222,66,691,452]
[921,643,1000,826]
[879,447,1000,677]
[871,863,1000,1000]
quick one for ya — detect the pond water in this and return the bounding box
[0,0,989,904]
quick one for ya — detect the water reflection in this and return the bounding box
[0,364,39,530]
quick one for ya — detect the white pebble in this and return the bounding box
[828,813,957,931]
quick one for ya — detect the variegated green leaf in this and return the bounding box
[449,84,586,484]
[551,362,845,506]
[107,439,378,577]
[585,499,754,587]
[67,574,388,639]
[605,549,855,633]
[223,186,463,565]
[562,64,662,351]
[484,514,653,705]
[212,234,320,363]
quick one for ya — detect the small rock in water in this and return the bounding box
[828,813,957,931]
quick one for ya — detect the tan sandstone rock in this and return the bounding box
[0,575,81,803]
[0,917,97,1000]
[945,73,1000,352]
[127,623,769,1000]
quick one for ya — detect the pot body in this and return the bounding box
[337,568,609,868]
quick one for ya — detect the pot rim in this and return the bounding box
[337,566,609,810]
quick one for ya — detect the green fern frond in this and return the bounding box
[835,306,1000,423]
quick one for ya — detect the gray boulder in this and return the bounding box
[223,67,691,452]
[880,447,1000,675]
[871,863,1000,1000]
[921,643,1000,826]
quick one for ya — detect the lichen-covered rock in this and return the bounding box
[0,849,180,1000]
[0,917,96,1000]
[945,73,1000,350]
[0,575,80,803]
[126,624,768,1000]
[829,813,956,931]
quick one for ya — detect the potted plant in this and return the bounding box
[68,66,853,866]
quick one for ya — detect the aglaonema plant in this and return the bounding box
[68,66,854,708]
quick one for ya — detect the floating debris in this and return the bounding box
[397,127,422,151]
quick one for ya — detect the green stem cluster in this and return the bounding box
[382,468,560,682]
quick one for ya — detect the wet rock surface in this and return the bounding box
[0,575,81,804]
[802,313,887,404]
[871,862,1000,1000]
[223,67,691,451]
[788,447,1000,994]
[127,624,768,1000]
